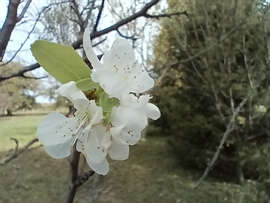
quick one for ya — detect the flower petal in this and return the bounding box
[111,106,148,132]
[85,157,109,175]
[83,125,110,163]
[120,94,151,108]
[110,125,141,146]
[110,124,126,145]
[125,68,155,93]
[120,129,141,145]
[141,103,161,120]
[37,112,77,146]
[43,138,73,159]
[91,69,126,98]
[88,100,104,125]
[57,81,89,111]
[109,141,129,160]
[83,28,103,69]
[102,39,135,72]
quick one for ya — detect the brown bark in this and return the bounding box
[0,0,21,61]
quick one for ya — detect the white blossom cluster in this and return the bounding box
[37,29,160,175]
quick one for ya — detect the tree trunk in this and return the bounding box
[6,109,13,116]
[236,131,245,184]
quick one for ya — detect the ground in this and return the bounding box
[0,114,260,203]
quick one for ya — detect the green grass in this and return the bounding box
[0,115,260,203]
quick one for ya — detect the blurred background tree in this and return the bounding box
[0,62,40,116]
[153,0,270,187]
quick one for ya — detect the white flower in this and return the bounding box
[83,28,154,99]
[76,125,129,175]
[37,81,110,175]
[110,94,160,145]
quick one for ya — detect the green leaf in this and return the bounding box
[31,40,91,84]
[103,112,112,126]
[76,78,99,91]
[99,92,120,112]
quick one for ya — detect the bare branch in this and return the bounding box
[116,29,138,41]
[0,5,45,66]
[93,0,105,32]
[1,138,38,165]
[17,0,32,21]
[193,81,263,189]
[22,75,48,80]
[83,0,96,28]
[0,0,21,61]
[92,37,107,47]
[70,0,85,31]
[65,147,94,203]
[144,11,188,19]
[0,0,188,81]
[181,22,246,63]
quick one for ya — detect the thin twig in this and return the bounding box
[1,138,38,165]
[181,22,246,63]
[17,0,32,21]
[193,83,261,189]
[0,0,70,66]
[144,11,188,19]
[93,0,105,32]
[116,29,138,40]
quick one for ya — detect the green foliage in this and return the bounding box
[31,40,91,84]
[76,78,99,91]
[99,92,120,113]
[154,0,270,183]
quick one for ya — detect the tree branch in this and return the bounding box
[65,147,95,203]
[116,29,138,41]
[17,0,32,22]
[93,0,105,32]
[193,81,263,189]
[0,0,21,61]
[1,138,38,165]
[144,11,188,19]
[0,0,188,82]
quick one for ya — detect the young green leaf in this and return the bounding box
[76,78,99,91]
[31,40,91,84]
[99,92,120,112]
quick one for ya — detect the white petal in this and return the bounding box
[120,94,151,108]
[111,106,148,132]
[88,100,103,125]
[85,157,109,175]
[57,82,90,111]
[126,68,155,93]
[120,130,141,145]
[91,69,126,98]
[83,126,109,163]
[142,103,161,120]
[83,28,103,69]
[110,124,127,145]
[37,112,77,146]
[43,138,73,159]
[57,81,86,101]
[103,39,135,72]
[109,141,129,160]
[110,125,141,145]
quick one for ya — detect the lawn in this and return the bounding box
[0,115,260,203]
